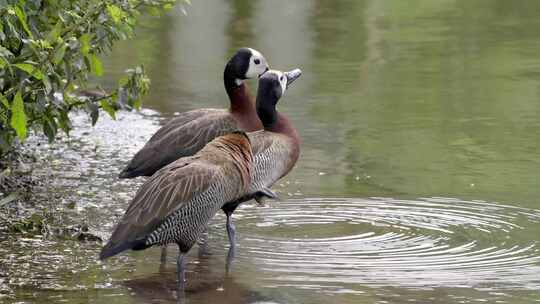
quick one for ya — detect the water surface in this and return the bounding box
[2,0,540,303]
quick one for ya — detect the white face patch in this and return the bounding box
[267,70,287,95]
[244,48,269,79]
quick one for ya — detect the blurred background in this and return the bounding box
[101,0,540,206]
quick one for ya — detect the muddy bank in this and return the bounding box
[0,149,37,205]
[0,110,161,301]
[1,148,53,239]
[1,108,159,233]
[1,146,100,242]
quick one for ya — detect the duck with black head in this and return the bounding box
[119,47,269,179]
[222,68,302,248]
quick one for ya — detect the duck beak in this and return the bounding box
[259,66,270,78]
[285,68,302,89]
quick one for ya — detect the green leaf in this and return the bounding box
[47,21,62,43]
[10,91,27,140]
[0,45,13,57]
[100,100,116,120]
[107,4,124,24]
[118,76,129,87]
[79,33,90,56]
[0,92,9,108]
[42,74,52,94]
[53,44,66,64]
[88,54,102,76]
[0,57,6,69]
[148,7,161,16]
[14,63,44,80]
[58,111,71,134]
[42,117,58,142]
[14,6,33,37]
[133,98,142,110]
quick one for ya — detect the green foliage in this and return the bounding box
[0,0,179,156]
[10,90,25,139]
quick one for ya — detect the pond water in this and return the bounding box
[3,0,540,303]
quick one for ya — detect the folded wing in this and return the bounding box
[101,159,218,259]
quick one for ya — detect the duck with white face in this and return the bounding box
[222,68,303,249]
[228,48,270,86]
[117,48,271,262]
[255,69,302,121]
[119,47,270,179]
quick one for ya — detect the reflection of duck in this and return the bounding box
[123,247,268,304]
[119,48,269,179]
[100,132,254,286]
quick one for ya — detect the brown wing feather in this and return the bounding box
[121,110,238,177]
[102,132,253,259]
[107,159,219,248]
[149,108,222,142]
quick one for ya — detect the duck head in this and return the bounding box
[256,69,302,128]
[224,48,270,88]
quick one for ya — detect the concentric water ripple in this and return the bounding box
[220,197,540,292]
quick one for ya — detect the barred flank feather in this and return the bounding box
[100,132,253,258]
[246,126,300,196]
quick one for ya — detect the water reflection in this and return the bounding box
[101,0,540,204]
[1,112,540,303]
[236,198,540,290]
[124,255,265,304]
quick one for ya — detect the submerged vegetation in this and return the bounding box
[0,0,188,157]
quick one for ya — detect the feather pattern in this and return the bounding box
[101,132,253,259]
[120,48,268,178]
[247,129,299,194]
[119,109,241,178]
[149,108,224,141]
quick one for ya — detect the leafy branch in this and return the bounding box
[0,0,185,156]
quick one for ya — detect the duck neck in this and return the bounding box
[258,104,297,137]
[266,112,299,140]
[258,104,300,173]
[224,65,254,113]
[266,112,301,172]
[228,82,255,114]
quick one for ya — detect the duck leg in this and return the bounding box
[160,246,167,263]
[175,250,187,303]
[176,252,187,286]
[221,188,277,249]
[197,228,210,257]
[225,211,237,248]
[225,242,236,276]
[222,201,240,249]
[159,245,168,273]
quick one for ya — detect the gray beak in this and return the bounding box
[285,68,302,89]
[259,66,270,78]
